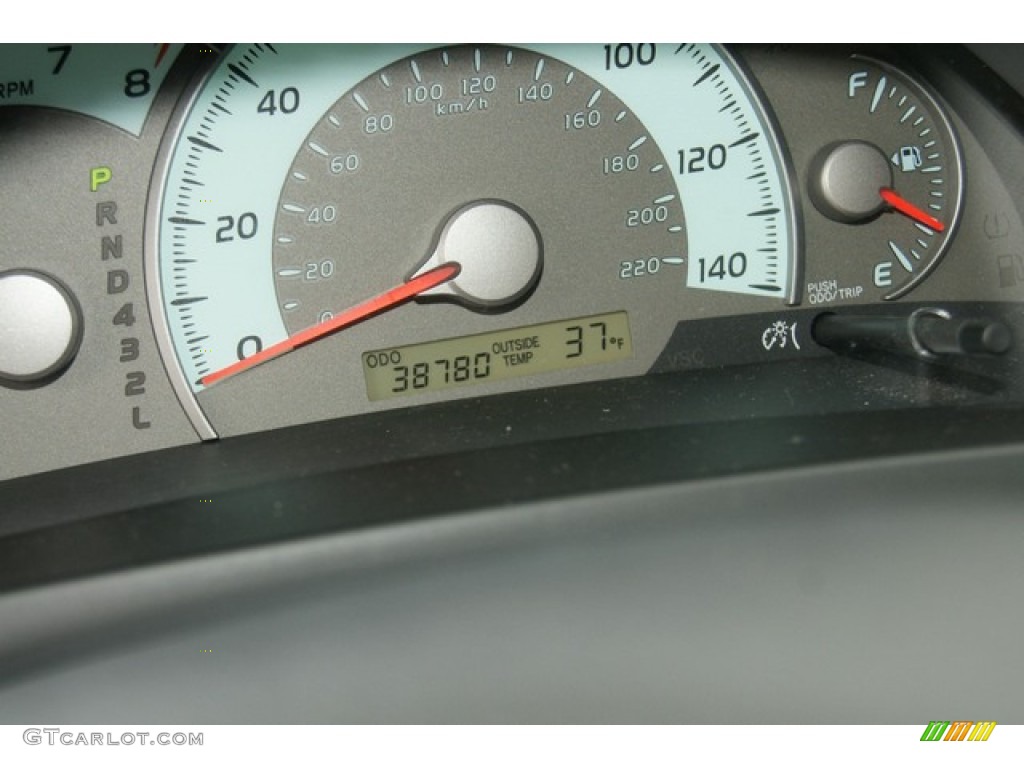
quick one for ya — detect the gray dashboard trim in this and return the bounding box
[1,441,1022,723]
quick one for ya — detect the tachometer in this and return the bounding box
[0,44,182,135]
[148,44,796,438]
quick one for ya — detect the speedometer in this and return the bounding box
[148,44,797,439]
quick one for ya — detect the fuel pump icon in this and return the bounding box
[891,145,922,172]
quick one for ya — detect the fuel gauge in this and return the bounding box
[806,56,964,300]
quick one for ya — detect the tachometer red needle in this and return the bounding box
[154,43,170,68]
[880,187,945,232]
[200,262,460,387]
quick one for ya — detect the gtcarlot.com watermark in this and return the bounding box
[23,728,203,747]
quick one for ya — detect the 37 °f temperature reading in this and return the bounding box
[363,312,632,401]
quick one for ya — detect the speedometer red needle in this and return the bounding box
[200,262,461,387]
[880,187,945,232]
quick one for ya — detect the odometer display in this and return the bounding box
[363,311,632,401]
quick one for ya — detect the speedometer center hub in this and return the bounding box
[411,200,543,310]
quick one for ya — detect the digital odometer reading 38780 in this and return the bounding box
[363,312,632,401]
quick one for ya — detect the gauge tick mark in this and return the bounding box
[171,296,209,307]
[693,63,720,87]
[729,132,759,148]
[187,136,222,153]
[227,63,258,88]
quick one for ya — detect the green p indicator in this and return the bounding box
[90,166,112,192]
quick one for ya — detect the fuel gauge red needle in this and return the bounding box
[200,262,460,387]
[880,187,945,232]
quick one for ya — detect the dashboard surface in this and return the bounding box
[1,43,1023,724]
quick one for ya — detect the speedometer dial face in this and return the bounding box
[150,44,797,438]
[274,48,682,335]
